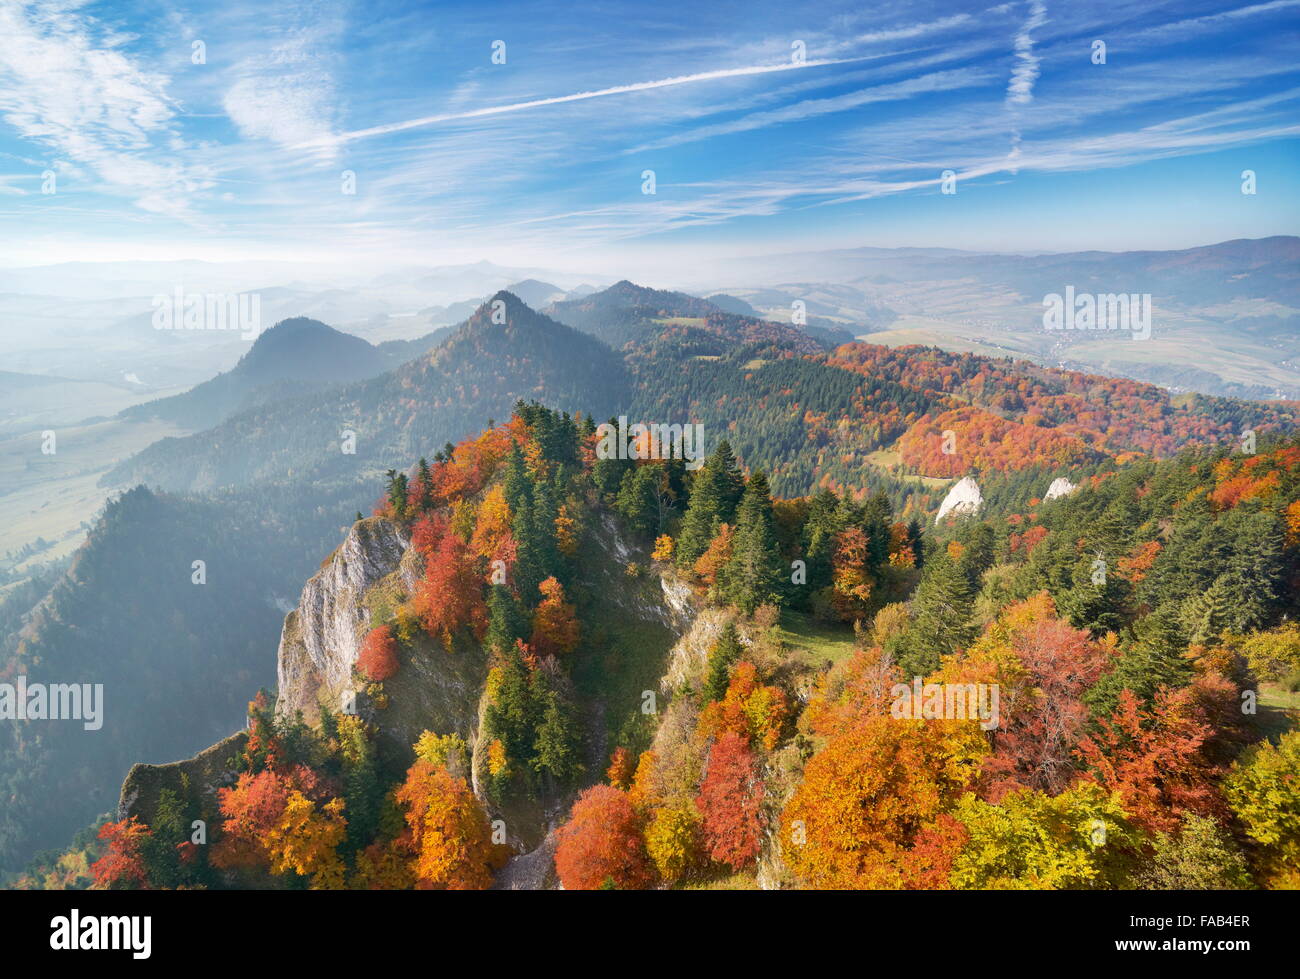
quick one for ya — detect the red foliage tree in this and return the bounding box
[412,531,485,651]
[981,616,1112,801]
[1076,687,1223,835]
[357,624,400,682]
[554,785,655,889]
[695,731,765,871]
[900,812,968,890]
[90,817,151,889]
[410,513,448,560]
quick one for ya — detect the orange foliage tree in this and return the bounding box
[780,714,987,888]
[530,576,579,658]
[394,760,496,890]
[555,785,654,889]
[698,661,787,752]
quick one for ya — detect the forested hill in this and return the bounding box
[546,279,834,354]
[105,281,1300,516]
[119,317,390,430]
[103,292,629,493]
[36,403,1299,892]
[0,483,356,873]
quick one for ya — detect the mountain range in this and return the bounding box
[2,253,1299,878]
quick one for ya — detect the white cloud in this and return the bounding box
[223,25,342,162]
[305,55,871,149]
[1006,0,1047,105]
[0,0,208,219]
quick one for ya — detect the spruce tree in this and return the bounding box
[676,455,725,569]
[1085,605,1193,718]
[615,464,663,540]
[486,584,528,655]
[897,554,974,676]
[703,622,744,702]
[722,472,785,615]
[530,670,581,782]
[416,457,434,512]
[486,643,536,771]
[801,489,841,596]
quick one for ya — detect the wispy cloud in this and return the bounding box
[0,0,209,219]
[627,67,994,154]
[300,56,869,149]
[222,6,345,163]
[1006,0,1047,105]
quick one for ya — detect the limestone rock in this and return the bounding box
[935,476,983,524]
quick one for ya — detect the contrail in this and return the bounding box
[297,56,864,148]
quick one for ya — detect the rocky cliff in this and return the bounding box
[1044,476,1079,501]
[112,502,713,888]
[935,475,983,523]
[275,517,412,722]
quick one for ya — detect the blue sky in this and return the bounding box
[0,0,1297,272]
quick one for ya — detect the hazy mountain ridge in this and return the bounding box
[103,292,629,493]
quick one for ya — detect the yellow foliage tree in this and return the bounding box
[652,534,675,562]
[266,792,348,890]
[394,760,496,890]
[645,800,704,884]
[470,484,512,559]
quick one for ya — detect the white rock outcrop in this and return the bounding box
[276,517,408,720]
[1044,477,1079,501]
[935,476,983,524]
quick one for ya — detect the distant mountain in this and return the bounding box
[704,293,759,316]
[104,292,628,492]
[546,279,828,354]
[693,237,1300,399]
[119,318,388,430]
[505,279,567,308]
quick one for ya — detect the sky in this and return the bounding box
[0,0,1297,274]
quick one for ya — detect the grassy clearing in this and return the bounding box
[1253,682,1300,744]
[681,868,760,890]
[864,447,952,489]
[775,609,856,669]
[653,316,707,328]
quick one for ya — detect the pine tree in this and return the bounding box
[896,554,974,676]
[593,417,632,500]
[704,622,744,702]
[615,464,664,540]
[676,441,745,569]
[722,472,785,615]
[907,519,925,571]
[1085,605,1193,718]
[339,717,381,855]
[502,444,533,514]
[486,584,528,655]
[531,670,581,782]
[486,643,536,774]
[415,458,435,512]
[385,469,410,521]
[1059,554,1132,637]
[801,489,841,597]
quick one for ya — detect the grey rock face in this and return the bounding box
[275,517,408,720]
